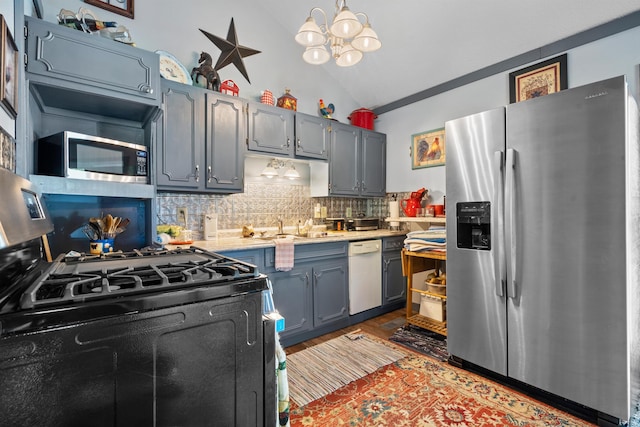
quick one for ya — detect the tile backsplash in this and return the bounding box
[156,183,409,240]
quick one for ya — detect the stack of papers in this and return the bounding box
[403,228,446,253]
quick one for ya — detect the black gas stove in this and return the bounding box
[0,169,275,426]
[21,247,261,310]
[1,246,268,337]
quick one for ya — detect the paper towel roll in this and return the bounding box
[389,201,400,227]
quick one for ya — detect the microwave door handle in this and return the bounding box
[493,150,505,297]
[506,148,517,299]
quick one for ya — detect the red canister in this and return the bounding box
[348,108,377,130]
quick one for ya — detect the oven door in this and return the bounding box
[0,291,271,426]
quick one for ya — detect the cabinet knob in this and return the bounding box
[286,138,291,148]
[207,166,212,183]
[140,84,153,94]
[297,138,301,149]
[195,165,200,182]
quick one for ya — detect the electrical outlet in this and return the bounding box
[177,207,188,226]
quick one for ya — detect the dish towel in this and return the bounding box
[274,237,295,271]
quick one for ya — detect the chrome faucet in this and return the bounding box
[277,218,284,235]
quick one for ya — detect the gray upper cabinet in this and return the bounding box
[328,122,360,195]
[156,80,202,190]
[204,93,245,192]
[360,130,387,196]
[294,113,329,160]
[329,123,386,197]
[156,80,244,193]
[247,106,330,160]
[25,17,159,109]
[247,103,294,156]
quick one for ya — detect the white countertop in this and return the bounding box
[166,229,408,252]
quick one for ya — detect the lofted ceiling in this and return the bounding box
[261,0,640,111]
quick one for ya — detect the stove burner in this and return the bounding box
[20,247,259,309]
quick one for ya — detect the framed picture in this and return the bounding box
[411,128,445,169]
[0,124,16,172]
[509,54,567,103]
[0,15,18,119]
[85,0,134,19]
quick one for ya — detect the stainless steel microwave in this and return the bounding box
[36,131,148,183]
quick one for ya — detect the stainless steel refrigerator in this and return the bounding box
[445,75,640,422]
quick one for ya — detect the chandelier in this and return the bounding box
[294,0,381,67]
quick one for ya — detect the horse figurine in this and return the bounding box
[191,52,220,91]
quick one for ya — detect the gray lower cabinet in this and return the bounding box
[266,242,349,345]
[25,16,158,107]
[247,102,294,156]
[269,266,313,338]
[382,236,407,306]
[156,80,244,193]
[270,258,349,344]
[329,123,386,197]
[294,113,330,160]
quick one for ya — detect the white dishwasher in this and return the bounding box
[348,240,382,315]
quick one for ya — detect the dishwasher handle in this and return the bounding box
[348,240,382,256]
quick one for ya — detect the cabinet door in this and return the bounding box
[26,17,158,102]
[383,252,406,305]
[312,258,349,328]
[156,81,203,190]
[270,268,313,340]
[247,103,294,156]
[205,93,245,193]
[294,113,329,160]
[361,130,387,196]
[329,123,360,196]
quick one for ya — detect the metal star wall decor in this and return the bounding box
[199,18,261,84]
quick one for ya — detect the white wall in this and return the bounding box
[36,0,360,122]
[379,26,640,204]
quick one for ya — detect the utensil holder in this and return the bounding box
[89,238,114,254]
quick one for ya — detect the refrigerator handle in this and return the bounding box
[493,150,505,297]
[506,148,518,299]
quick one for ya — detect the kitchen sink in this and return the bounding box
[254,234,297,241]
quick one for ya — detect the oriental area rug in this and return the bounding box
[288,335,595,426]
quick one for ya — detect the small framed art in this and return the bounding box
[0,124,16,172]
[85,0,134,19]
[509,54,567,103]
[411,128,445,169]
[0,15,18,119]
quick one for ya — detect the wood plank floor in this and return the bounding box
[285,309,406,355]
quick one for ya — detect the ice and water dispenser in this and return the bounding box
[456,202,491,250]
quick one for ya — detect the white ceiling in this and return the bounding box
[261,0,640,111]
